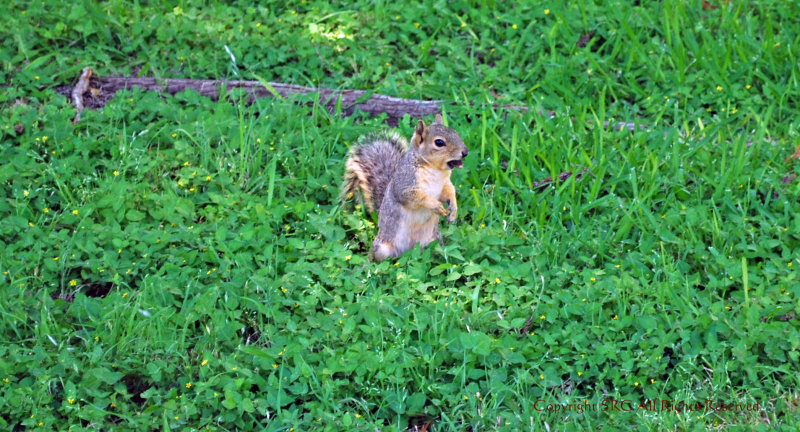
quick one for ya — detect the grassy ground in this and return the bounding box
[2,0,799,430]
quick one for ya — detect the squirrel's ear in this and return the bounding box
[412,120,425,147]
[415,119,425,134]
[434,114,443,125]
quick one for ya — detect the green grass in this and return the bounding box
[1,0,799,430]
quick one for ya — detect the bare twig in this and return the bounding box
[520,315,534,337]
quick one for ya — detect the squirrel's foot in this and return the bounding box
[372,241,395,263]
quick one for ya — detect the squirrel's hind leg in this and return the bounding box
[434,225,444,246]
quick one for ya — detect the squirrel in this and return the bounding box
[341,114,468,262]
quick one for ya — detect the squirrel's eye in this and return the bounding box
[434,139,446,147]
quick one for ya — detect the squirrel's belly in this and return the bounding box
[394,208,438,250]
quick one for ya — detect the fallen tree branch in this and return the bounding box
[531,169,591,191]
[57,70,644,133]
[57,70,443,123]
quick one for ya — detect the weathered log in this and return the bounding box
[531,169,591,191]
[55,69,644,132]
[56,71,443,124]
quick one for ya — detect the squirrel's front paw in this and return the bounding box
[436,204,449,217]
[447,210,457,223]
[445,199,457,222]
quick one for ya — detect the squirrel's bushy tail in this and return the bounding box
[341,131,408,212]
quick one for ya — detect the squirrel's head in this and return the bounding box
[411,114,469,170]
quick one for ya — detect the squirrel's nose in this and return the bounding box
[462,148,469,158]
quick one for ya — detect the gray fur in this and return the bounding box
[341,131,407,212]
